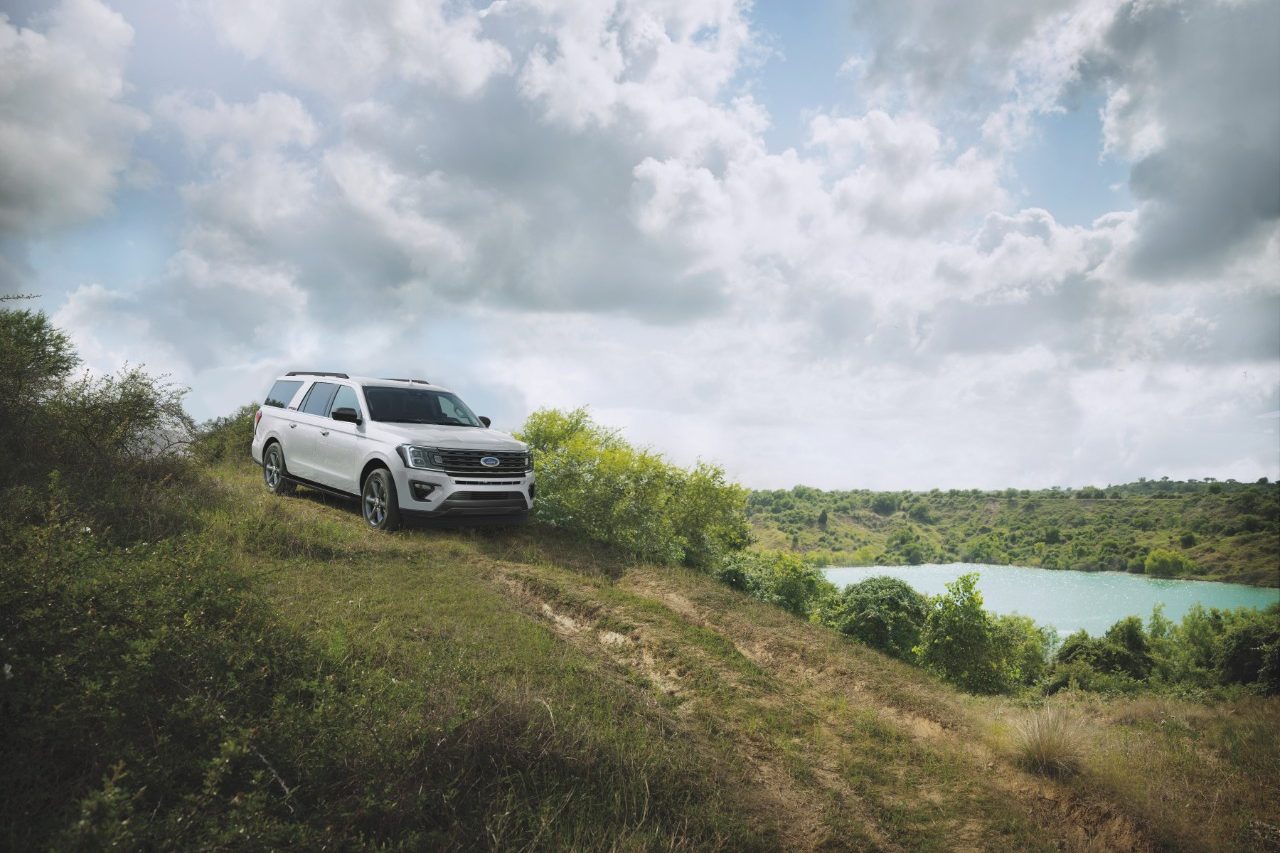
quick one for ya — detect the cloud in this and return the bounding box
[30,0,1280,487]
[202,0,511,99]
[1085,0,1280,277]
[0,0,147,235]
[847,0,1280,281]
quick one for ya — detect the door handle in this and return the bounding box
[289,423,297,429]
[320,430,330,436]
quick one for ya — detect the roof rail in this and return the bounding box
[381,377,432,384]
[286,371,349,379]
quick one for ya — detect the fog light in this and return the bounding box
[411,481,438,501]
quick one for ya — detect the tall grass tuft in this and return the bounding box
[1013,705,1085,777]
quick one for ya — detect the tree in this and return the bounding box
[916,573,1006,693]
[813,576,927,660]
[1216,610,1280,693]
[0,309,79,479]
[870,494,899,516]
[1144,548,1192,577]
[993,614,1056,686]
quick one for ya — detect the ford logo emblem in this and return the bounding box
[480,456,500,467]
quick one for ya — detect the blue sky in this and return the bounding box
[2,0,1277,489]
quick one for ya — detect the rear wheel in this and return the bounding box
[263,443,296,495]
[362,468,401,531]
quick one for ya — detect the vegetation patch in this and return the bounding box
[1013,706,1085,777]
[747,481,1279,585]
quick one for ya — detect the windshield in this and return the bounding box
[362,386,482,427]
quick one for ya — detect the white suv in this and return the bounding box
[250,372,534,530]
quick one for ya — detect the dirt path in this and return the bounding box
[487,556,1152,852]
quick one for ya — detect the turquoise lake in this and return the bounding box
[823,563,1280,636]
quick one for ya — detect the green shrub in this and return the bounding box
[916,573,1008,694]
[0,308,198,543]
[1041,659,1144,696]
[517,407,749,568]
[870,494,899,516]
[812,576,928,660]
[1144,548,1192,577]
[1215,609,1280,693]
[192,403,258,464]
[994,613,1056,686]
[1052,619,1153,682]
[715,551,835,617]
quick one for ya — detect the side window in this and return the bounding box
[299,382,339,416]
[264,379,303,409]
[329,385,361,418]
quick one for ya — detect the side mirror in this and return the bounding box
[479,416,491,428]
[332,407,362,424]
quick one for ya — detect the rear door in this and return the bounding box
[288,381,340,481]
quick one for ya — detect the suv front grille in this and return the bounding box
[438,449,531,478]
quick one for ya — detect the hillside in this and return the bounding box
[2,305,1276,850]
[12,459,1275,850]
[748,481,1280,586]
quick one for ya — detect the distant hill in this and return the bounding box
[747,479,1280,586]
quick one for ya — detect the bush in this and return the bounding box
[1216,609,1280,693]
[1052,618,1153,682]
[0,508,351,848]
[1144,548,1192,577]
[1013,706,1084,777]
[715,551,835,617]
[870,494,899,516]
[0,309,197,543]
[916,573,1008,694]
[994,613,1056,686]
[812,576,928,660]
[517,408,749,568]
[192,403,258,464]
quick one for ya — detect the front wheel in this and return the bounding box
[263,443,296,495]
[362,468,401,531]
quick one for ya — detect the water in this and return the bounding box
[823,563,1280,636]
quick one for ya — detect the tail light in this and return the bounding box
[254,409,262,431]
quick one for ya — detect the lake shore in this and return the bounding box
[823,562,1280,636]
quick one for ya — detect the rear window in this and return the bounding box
[264,379,303,409]
[300,382,341,416]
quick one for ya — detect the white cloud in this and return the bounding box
[0,0,147,234]
[1085,0,1280,277]
[30,0,1280,487]
[156,91,319,156]
[202,0,511,99]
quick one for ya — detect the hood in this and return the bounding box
[368,422,527,451]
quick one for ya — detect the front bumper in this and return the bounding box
[391,465,534,520]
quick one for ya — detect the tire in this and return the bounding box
[361,468,401,531]
[262,443,296,495]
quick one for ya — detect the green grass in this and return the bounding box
[5,459,1278,850]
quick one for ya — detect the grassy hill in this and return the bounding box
[2,309,1277,850]
[8,457,1276,850]
[747,482,1280,586]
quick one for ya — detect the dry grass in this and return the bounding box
[1014,705,1086,777]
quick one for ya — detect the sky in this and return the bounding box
[2,0,1277,490]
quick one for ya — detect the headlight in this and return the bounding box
[402,445,446,470]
